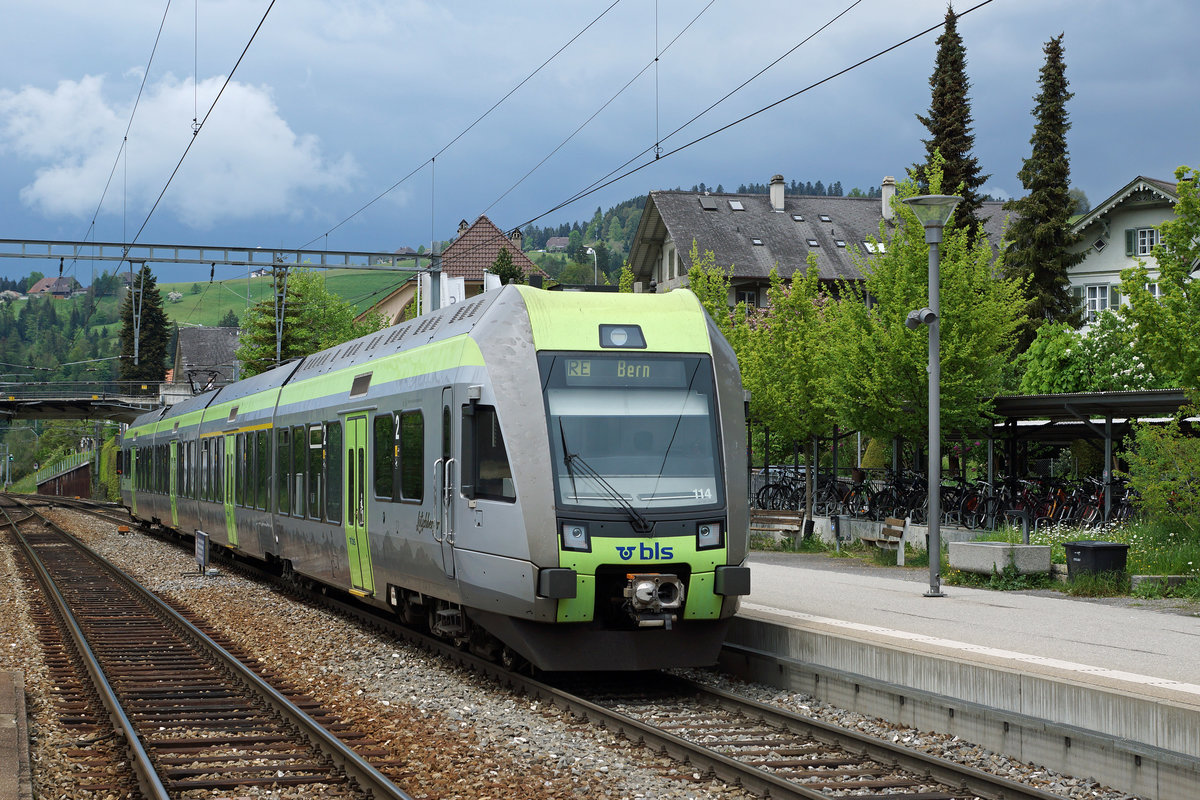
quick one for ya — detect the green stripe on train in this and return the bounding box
[517,286,713,354]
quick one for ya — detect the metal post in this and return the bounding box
[430,247,442,312]
[926,227,944,597]
[1104,416,1113,521]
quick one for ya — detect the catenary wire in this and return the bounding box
[120,0,277,262]
[298,0,623,250]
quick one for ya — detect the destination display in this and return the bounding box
[561,356,688,388]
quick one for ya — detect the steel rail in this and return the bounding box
[4,496,416,800]
[1,503,171,800]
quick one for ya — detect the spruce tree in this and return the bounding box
[915,6,990,240]
[1003,33,1084,351]
[118,265,170,389]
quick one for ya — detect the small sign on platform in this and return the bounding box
[194,529,209,574]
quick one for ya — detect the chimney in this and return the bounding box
[457,219,469,235]
[769,174,785,212]
[509,228,523,248]
[881,176,896,221]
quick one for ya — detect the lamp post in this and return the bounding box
[585,246,598,284]
[901,194,961,598]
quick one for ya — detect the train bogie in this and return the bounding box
[121,284,750,671]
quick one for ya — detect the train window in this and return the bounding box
[276,429,290,514]
[308,425,324,520]
[292,426,306,517]
[256,430,270,511]
[175,441,184,499]
[373,413,395,500]
[399,410,424,501]
[472,406,515,502]
[199,440,208,501]
[237,433,247,507]
[215,436,224,503]
[326,422,342,523]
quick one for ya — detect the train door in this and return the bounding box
[344,414,374,594]
[434,387,456,579]
[169,440,179,527]
[130,445,138,516]
[223,433,239,547]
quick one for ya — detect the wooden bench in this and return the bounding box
[858,517,907,564]
[750,509,806,545]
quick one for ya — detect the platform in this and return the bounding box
[723,552,1200,800]
[0,671,31,800]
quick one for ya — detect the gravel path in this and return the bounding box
[1,507,1140,799]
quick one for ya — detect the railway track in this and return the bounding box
[34,496,1082,799]
[2,496,414,800]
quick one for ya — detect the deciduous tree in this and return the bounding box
[1119,165,1200,400]
[235,269,386,378]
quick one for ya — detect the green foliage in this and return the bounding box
[946,561,1056,591]
[235,269,388,378]
[1119,418,1200,535]
[490,247,524,285]
[190,282,202,295]
[1063,570,1129,597]
[1003,34,1084,350]
[1017,314,1166,395]
[218,308,240,328]
[1119,165,1200,399]
[118,265,170,387]
[618,262,634,293]
[99,434,121,501]
[824,159,1025,443]
[915,7,990,240]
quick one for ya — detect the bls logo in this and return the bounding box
[616,543,674,561]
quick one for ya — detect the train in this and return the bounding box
[119,284,750,671]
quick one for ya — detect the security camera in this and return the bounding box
[905,307,936,329]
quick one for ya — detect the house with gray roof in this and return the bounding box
[629,174,1008,306]
[1067,176,1182,322]
[173,326,241,392]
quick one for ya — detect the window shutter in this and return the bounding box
[1125,229,1135,256]
[1109,287,1122,307]
[1070,285,1084,310]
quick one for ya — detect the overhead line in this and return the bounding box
[120,0,277,262]
[522,0,996,228]
[299,0,623,249]
[73,0,174,272]
[480,0,718,217]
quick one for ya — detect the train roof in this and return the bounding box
[125,285,713,433]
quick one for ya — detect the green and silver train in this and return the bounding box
[120,284,750,671]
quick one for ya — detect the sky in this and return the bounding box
[0,0,1195,285]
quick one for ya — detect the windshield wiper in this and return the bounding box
[558,422,652,533]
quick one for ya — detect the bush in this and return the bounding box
[1120,418,1200,536]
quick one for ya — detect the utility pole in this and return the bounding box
[272,263,290,366]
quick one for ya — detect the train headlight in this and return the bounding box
[696,520,723,550]
[560,522,590,552]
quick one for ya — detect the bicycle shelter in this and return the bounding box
[987,388,1193,519]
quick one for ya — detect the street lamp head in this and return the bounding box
[585,246,596,255]
[901,194,962,229]
[905,307,936,329]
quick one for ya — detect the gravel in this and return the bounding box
[1,506,1141,800]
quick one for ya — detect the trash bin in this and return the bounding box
[1063,540,1129,579]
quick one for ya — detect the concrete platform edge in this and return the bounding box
[1,670,33,800]
[722,616,1200,800]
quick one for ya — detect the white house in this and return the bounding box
[1067,176,1179,321]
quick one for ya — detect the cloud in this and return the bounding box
[0,74,357,228]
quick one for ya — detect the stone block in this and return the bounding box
[948,541,1051,575]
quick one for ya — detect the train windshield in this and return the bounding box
[540,353,723,512]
